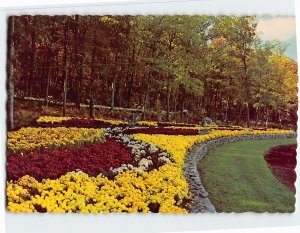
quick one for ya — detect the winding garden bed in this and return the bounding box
[124,127,199,135]
[6,116,297,213]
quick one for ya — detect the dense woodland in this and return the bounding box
[7,15,298,129]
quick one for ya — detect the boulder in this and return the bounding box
[201,117,214,125]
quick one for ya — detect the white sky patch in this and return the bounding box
[256,17,296,41]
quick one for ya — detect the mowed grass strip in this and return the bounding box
[198,138,296,213]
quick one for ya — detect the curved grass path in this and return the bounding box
[198,138,296,213]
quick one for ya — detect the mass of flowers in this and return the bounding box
[7,138,133,181]
[6,118,295,214]
[59,118,110,128]
[135,121,158,127]
[7,127,105,153]
[132,129,295,167]
[36,116,128,127]
[7,164,189,213]
[96,118,128,126]
[36,116,72,124]
[123,127,199,135]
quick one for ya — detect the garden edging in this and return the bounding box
[184,133,297,213]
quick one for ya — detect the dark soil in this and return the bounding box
[264,144,297,192]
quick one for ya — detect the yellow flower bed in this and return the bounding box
[203,124,218,127]
[96,118,128,126]
[7,127,105,153]
[37,115,127,126]
[133,134,205,167]
[7,127,294,213]
[36,116,72,124]
[255,128,295,134]
[230,125,244,128]
[136,121,158,127]
[133,129,295,168]
[7,164,189,213]
[133,130,244,167]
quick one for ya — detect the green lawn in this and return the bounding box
[198,138,296,213]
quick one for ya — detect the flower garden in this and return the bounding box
[6,116,296,213]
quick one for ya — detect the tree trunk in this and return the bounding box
[118,82,123,107]
[62,18,68,116]
[242,55,250,127]
[126,67,135,107]
[238,103,243,124]
[115,80,123,108]
[141,87,149,121]
[142,72,151,120]
[179,84,185,122]
[76,66,83,110]
[111,74,116,109]
[7,16,15,130]
[166,36,174,121]
[29,16,36,97]
[265,106,269,128]
[255,107,258,126]
[115,81,120,107]
[89,85,94,118]
[166,74,171,121]
[45,66,51,106]
[89,48,96,118]
[245,102,250,127]
[156,93,161,122]
[225,96,230,123]
[74,15,84,110]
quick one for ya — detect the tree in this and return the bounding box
[211,16,257,126]
[8,15,297,128]
[7,16,15,130]
[62,17,69,116]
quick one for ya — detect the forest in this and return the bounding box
[7,15,298,130]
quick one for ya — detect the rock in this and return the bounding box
[201,117,214,125]
[199,190,209,198]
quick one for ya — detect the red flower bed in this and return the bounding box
[157,122,197,127]
[264,144,297,192]
[7,138,132,181]
[123,127,199,135]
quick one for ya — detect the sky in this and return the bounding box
[256,16,297,61]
